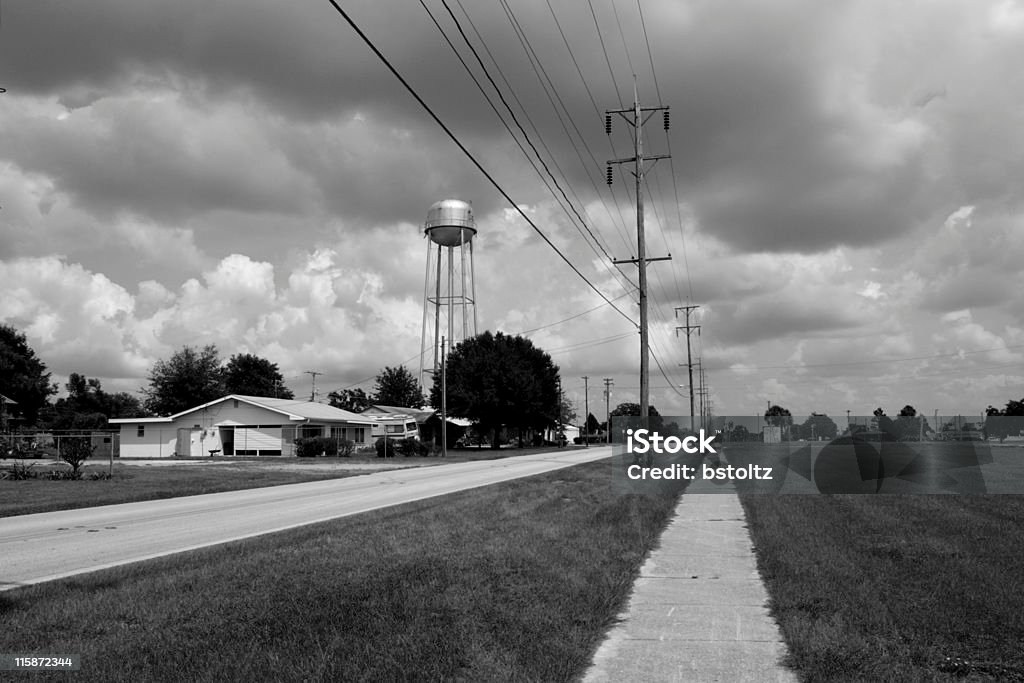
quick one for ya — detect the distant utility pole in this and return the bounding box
[606,79,670,424]
[675,305,700,431]
[305,371,322,402]
[603,378,614,444]
[582,376,590,448]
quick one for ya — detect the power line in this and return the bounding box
[325,0,637,329]
[515,288,637,336]
[440,0,637,296]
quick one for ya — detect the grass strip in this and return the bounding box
[741,494,1024,681]
[0,447,582,518]
[1,457,691,682]
[0,464,372,518]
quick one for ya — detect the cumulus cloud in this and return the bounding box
[3,0,1024,415]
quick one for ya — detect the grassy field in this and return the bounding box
[742,494,1024,681]
[0,462,376,518]
[0,446,584,518]
[1,456,692,682]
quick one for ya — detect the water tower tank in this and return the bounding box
[424,199,476,247]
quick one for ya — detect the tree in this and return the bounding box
[143,345,224,416]
[893,404,929,441]
[373,366,423,408]
[430,331,559,449]
[585,412,601,435]
[609,402,661,418]
[52,373,146,429]
[557,396,577,426]
[799,413,838,441]
[764,405,792,427]
[0,324,57,426]
[223,353,293,399]
[328,388,372,413]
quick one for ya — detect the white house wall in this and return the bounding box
[118,424,177,458]
[116,399,374,457]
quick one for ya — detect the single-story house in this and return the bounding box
[109,395,377,458]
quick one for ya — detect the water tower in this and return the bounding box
[419,199,478,388]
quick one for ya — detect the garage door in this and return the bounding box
[234,425,282,455]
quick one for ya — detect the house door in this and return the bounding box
[175,428,191,457]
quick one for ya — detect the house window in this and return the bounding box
[233,400,239,408]
[351,427,366,443]
[386,424,404,434]
[137,425,145,438]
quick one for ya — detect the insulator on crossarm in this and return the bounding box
[606,166,613,185]
[663,110,670,130]
[605,114,612,135]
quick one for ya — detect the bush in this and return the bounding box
[375,437,397,458]
[4,460,38,480]
[295,436,338,457]
[59,437,95,479]
[397,437,428,457]
[337,438,355,458]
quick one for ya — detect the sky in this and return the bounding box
[2,0,1024,421]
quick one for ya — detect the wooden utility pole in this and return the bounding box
[305,371,322,402]
[441,337,447,457]
[582,376,590,448]
[603,378,614,444]
[606,80,670,424]
[675,305,700,431]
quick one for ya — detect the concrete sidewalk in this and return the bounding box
[584,484,798,682]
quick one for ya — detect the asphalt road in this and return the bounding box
[0,447,612,591]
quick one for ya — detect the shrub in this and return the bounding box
[397,437,428,457]
[375,437,397,458]
[295,436,338,458]
[59,437,95,479]
[5,460,38,480]
[337,438,355,458]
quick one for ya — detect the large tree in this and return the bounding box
[373,365,423,407]
[52,373,146,429]
[0,324,57,426]
[430,331,559,448]
[223,353,293,399]
[143,344,224,416]
[328,387,372,413]
[798,413,838,441]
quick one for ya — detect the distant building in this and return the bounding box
[762,425,782,444]
[109,395,375,458]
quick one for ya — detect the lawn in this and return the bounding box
[0,456,694,682]
[0,446,586,518]
[741,494,1024,681]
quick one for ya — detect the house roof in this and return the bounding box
[0,393,17,405]
[109,395,376,425]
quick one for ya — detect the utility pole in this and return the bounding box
[441,337,447,457]
[603,378,614,444]
[556,376,563,447]
[582,376,590,448]
[675,305,700,431]
[606,80,670,425]
[305,371,322,402]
